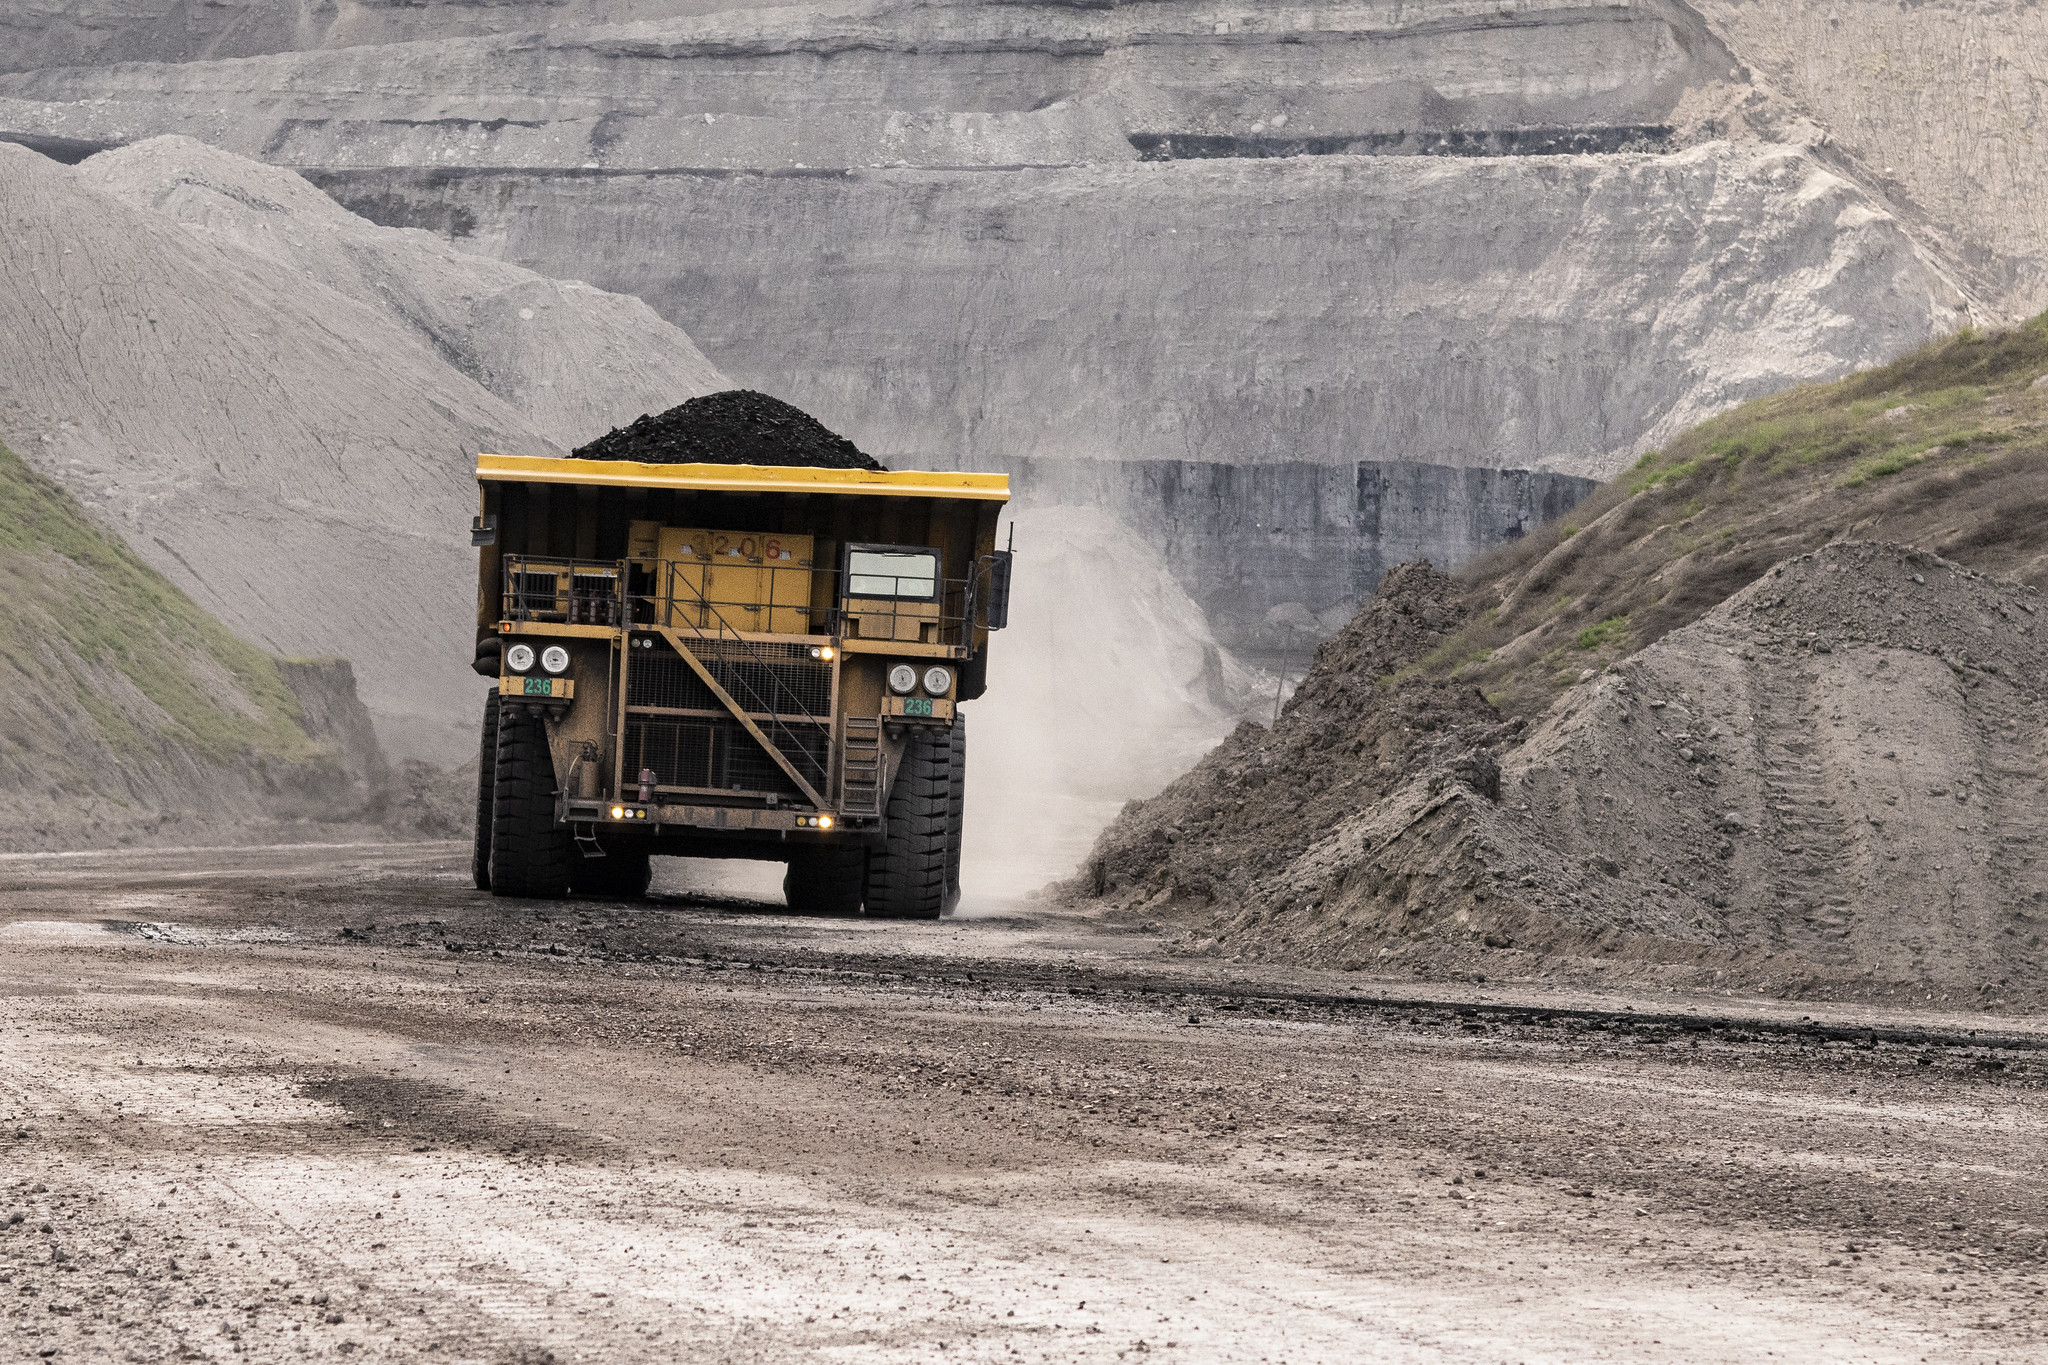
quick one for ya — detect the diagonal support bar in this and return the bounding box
[651,625,830,812]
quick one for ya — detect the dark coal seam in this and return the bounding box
[0,129,116,163]
[303,164,1087,182]
[1130,125,1678,161]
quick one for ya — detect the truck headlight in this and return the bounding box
[887,663,918,694]
[504,643,536,674]
[541,645,571,675]
[922,665,953,696]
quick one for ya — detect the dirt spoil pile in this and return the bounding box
[573,390,886,470]
[1073,563,1510,907]
[1079,543,2048,1007]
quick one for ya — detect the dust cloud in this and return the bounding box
[957,505,1248,911]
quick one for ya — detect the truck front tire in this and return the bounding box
[864,725,956,919]
[784,846,867,916]
[471,691,500,891]
[488,705,574,899]
[942,712,967,915]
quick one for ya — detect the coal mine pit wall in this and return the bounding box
[0,0,1723,162]
[905,454,1598,661]
[0,0,1987,481]
[310,142,1961,482]
[2,0,2039,323]
[1687,0,2048,318]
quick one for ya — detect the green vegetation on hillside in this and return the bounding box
[1426,313,2048,717]
[0,441,317,764]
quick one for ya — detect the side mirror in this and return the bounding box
[981,550,1013,630]
[470,514,498,547]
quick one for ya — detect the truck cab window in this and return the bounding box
[846,546,939,600]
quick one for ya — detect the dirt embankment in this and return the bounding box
[1072,317,2048,1009]
[0,441,448,852]
[1077,546,2047,1007]
[1073,563,1507,906]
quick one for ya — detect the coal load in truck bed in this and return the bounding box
[571,390,886,470]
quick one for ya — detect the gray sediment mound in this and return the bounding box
[573,390,885,470]
[76,135,726,452]
[1077,543,2048,1008]
[1,137,727,764]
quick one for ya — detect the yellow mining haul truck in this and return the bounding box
[466,454,1012,915]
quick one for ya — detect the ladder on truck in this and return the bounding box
[838,717,884,817]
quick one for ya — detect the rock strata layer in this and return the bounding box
[901,454,1598,660]
[0,0,1993,477]
[319,144,1966,478]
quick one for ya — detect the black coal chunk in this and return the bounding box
[572,390,887,470]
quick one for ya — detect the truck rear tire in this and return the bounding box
[488,706,574,899]
[471,691,500,891]
[573,848,653,900]
[784,846,867,916]
[864,726,955,919]
[942,713,966,915]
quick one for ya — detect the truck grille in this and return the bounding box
[625,716,830,800]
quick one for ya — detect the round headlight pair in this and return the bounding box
[886,663,953,696]
[505,643,570,676]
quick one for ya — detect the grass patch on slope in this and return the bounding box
[1433,312,2048,718]
[0,441,318,764]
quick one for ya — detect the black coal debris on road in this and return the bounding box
[572,390,887,470]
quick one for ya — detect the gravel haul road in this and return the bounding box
[1,844,2042,1363]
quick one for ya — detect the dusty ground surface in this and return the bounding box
[2,843,2045,1364]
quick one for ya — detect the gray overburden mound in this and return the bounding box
[77,136,725,450]
[0,139,727,763]
[0,439,400,851]
[1080,546,2048,1006]
[574,391,886,470]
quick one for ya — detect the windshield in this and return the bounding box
[846,546,939,600]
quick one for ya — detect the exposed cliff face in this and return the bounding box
[0,0,1993,481]
[318,144,1963,479]
[1688,0,2048,318]
[0,0,1732,168]
[906,455,1597,658]
[0,0,787,74]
